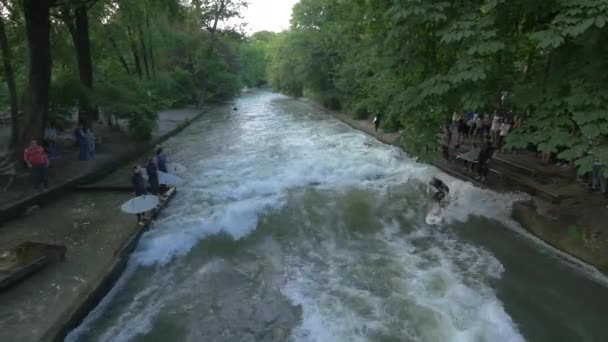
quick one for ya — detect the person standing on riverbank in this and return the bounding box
[75,123,89,161]
[146,158,160,195]
[440,123,451,161]
[86,126,96,160]
[24,140,49,191]
[155,147,168,173]
[497,120,511,150]
[457,113,467,146]
[373,114,380,132]
[490,112,502,144]
[131,165,147,225]
[477,135,493,182]
[591,160,606,195]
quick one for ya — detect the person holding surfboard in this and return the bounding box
[373,114,380,132]
[131,165,147,225]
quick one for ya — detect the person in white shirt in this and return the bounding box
[497,120,511,150]
[490,113,502,144]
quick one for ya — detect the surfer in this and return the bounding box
[131,165,146,225]
[427,176,450,213]
[146,158,160,195]
[155,147,168,173]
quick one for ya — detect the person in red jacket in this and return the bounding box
[24,140,49,191]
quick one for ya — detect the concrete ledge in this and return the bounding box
[512,201,608,274]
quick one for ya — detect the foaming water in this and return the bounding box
[68,92,608,342]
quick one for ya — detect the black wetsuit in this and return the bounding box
[146,163,159,195]
[132,172,146,196]
[430,178,450,203]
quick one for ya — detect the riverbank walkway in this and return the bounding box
[0,108,203,222]
[306,99,608,271]
[0,107,205,342]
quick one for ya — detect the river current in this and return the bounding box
[67,92,608,342]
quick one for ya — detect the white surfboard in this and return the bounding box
[425,206,443,225]
[167,163,187,174]
[142,170,184,186]
[120,195,159,214]
[158,171,183,186]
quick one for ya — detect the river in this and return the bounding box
[67,92,608,342]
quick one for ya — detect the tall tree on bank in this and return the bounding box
[0,7,19,148]
[57,0,97,121]
[266,0,608,172]
[193,0,247,107]
[19,0,55,148]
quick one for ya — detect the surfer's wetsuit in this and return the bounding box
[132,170,146,196]
[429,177,450,204]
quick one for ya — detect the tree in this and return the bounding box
[191,0,248,107]
[0,7,19,148]
[56,0,97,121]
[265,0,608,171]
[0,0,259,146]
[19,0,55,149]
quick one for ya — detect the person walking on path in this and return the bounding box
[24,140,49,191]
[131,165,147,225]
[373,114,380,132]
[146,158,160,195]
[155,147,168,173]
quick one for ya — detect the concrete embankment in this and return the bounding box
[303,98,608,275]
[0,108,207,342]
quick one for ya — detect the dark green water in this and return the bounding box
[67,92,608,342]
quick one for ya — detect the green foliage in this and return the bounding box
[265,0,608,169]
[146,69,197,108]
[93,76,158,140]
[239,40,267,87]
[0,0,260,144]
[48,74,87,129]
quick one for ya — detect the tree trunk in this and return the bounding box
[65,5,96,122]
[127,27,142,79]
[0,14,19,149]
[107,32,130,74]
[138,26,150,79]
[19,0,54,150]
[197,1,225,107]
[145,8,155,76]
[74,6,96,120]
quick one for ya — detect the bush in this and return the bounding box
[49,75,88,129]
[147,69,197,108]
[350,102,371,120]
[93,76,158,140]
